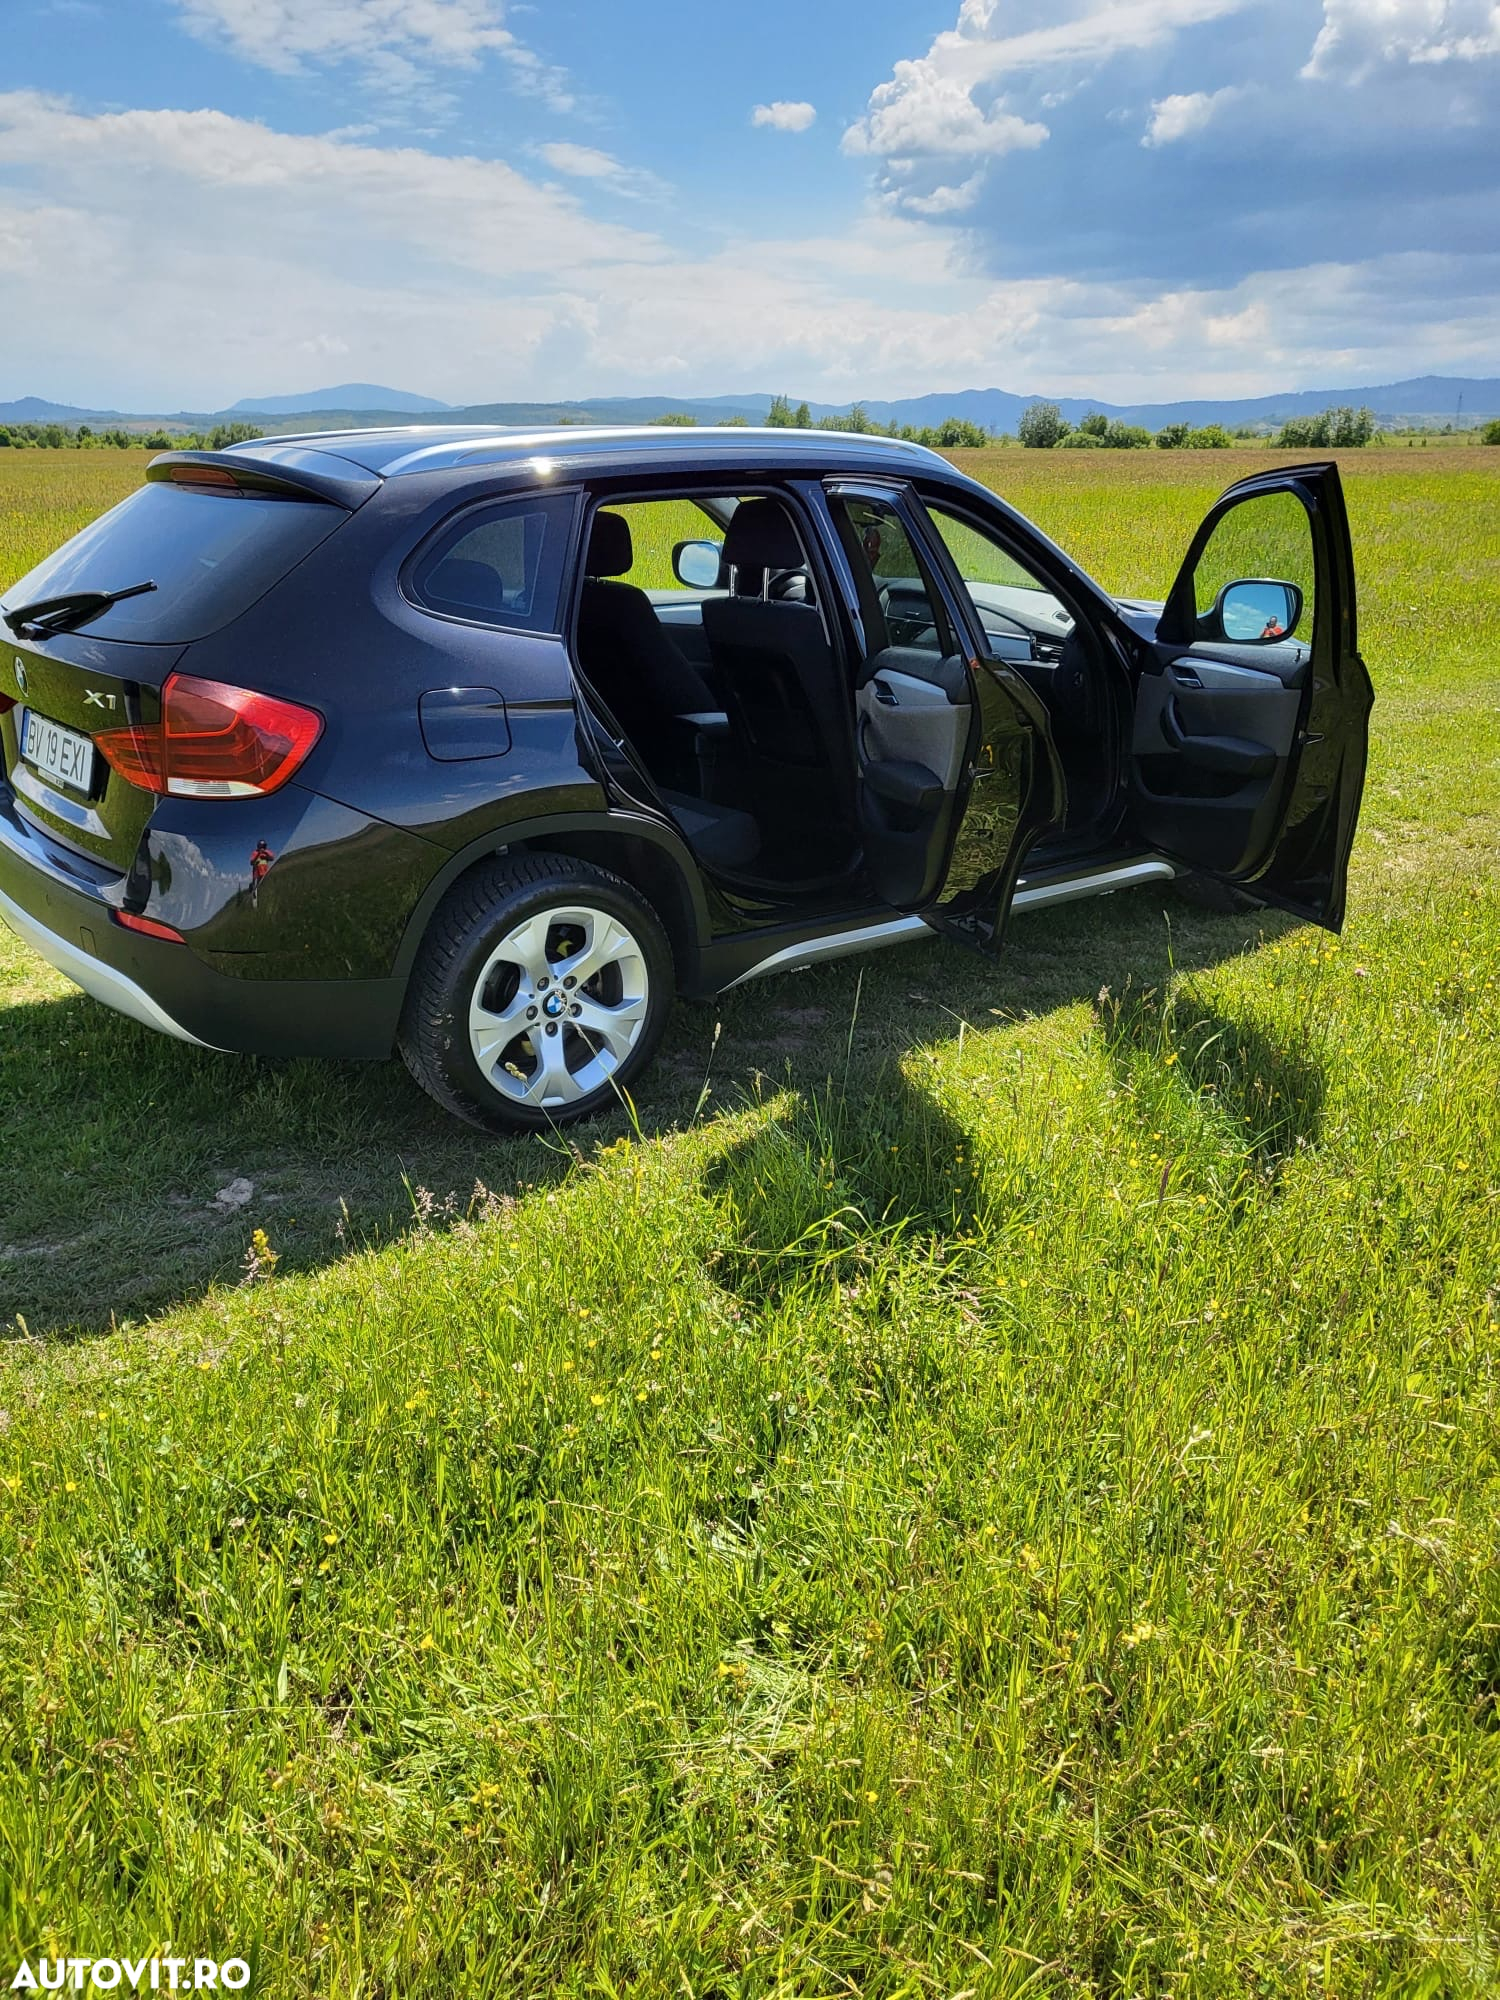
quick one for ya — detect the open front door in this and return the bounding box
[1134,461,1372,929]
[823,482,1059,949]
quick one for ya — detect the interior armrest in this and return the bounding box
[864,757,943,812]
[678,710,731,737]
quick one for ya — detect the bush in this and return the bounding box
[1186,424,1232,448]
[1155,423,1191,448]
[204,422,265,449]
[1276,405,1375,449]
[1078,411,1108,438]
[1103,420,1152,450]
[1059,430,1103,448]
[933,417,990,449]
[1479,419,1500,445]
[1328,405,1375,447]
[1018,401,1070,448]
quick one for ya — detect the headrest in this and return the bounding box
[586,511,633,578]
[425,556,506,613]
[722,499,804,573]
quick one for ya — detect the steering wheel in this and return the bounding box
[767,567,811,604]
[878,583,939,650]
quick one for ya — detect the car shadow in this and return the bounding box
[1093,975,1327,1188]
[1,887,1316,1340]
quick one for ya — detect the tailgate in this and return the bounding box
[3,635,184,870]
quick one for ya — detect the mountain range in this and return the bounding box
[2,375,1496,434]
[230,383,451,416]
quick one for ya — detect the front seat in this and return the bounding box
[700,500,851,813]
[575,511,717,752]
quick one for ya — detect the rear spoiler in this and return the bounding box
[146,449,379,511]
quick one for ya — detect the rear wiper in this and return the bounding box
[2,579,157,639]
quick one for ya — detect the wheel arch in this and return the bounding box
[390,810,711,995]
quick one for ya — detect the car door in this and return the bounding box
[818,479,1061,948]
[1132,462,1372,929]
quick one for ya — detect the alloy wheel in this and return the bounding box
[467,903,651,1109]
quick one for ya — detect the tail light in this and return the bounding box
[95,673,322,798]
[112,909,184,943]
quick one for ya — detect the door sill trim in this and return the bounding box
[722,854,1180,989]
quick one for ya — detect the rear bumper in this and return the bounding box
[0,794,405,1059]
[0,883,212,1044]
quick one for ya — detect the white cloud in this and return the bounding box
[173,0,574,108]
[536,141,665,199]
[900,175,984,214]
[752,101,817,132]
[0,93,662,281]
[843,0,1247,197]
[843,64,1048,158]
[1304,0,1500,78]
[1142,85,1239,145]
[919,0,1250,87]
[0,93,1494,412]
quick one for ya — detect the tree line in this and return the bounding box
[654,396,1387,449]
[9,403,1489,453]
[649,398,995,448]
[1016,402,1379,449]
[0,421,265,450]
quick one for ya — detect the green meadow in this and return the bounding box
[1,446,1497,1995]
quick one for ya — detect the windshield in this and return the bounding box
[0,481,343,644]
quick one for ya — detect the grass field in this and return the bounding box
[1,447,1498,1995]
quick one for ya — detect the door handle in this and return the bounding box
[871,677,899,707]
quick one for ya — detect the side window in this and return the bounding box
[924,502,1075,652]
[1186,491,1316,643]
[598,498,734,594]
[833,496,951,654]
[409,492,576,633]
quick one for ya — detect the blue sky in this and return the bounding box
[1,0,1496,409]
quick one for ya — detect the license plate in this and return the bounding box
[20,708,97,795]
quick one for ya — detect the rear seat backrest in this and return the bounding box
[701,501,852,795]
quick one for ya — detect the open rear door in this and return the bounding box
[822,480,1060,950]
[1133,461,1372,930]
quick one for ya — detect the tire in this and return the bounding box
[398,852,675,1133]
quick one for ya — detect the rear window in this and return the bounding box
[0,481,343,644]
[407,493,576,634]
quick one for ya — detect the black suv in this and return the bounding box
[0,427,1370,1130]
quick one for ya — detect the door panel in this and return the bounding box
[1134,656,1303,764]
[1132,652,1305,872]
[821,480,1049,939]
[1137,462,1371,928]
[857,660,970,793]
[852,646,972,908]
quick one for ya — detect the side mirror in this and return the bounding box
[672,539,726,590]
[1210,578,1304,644]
